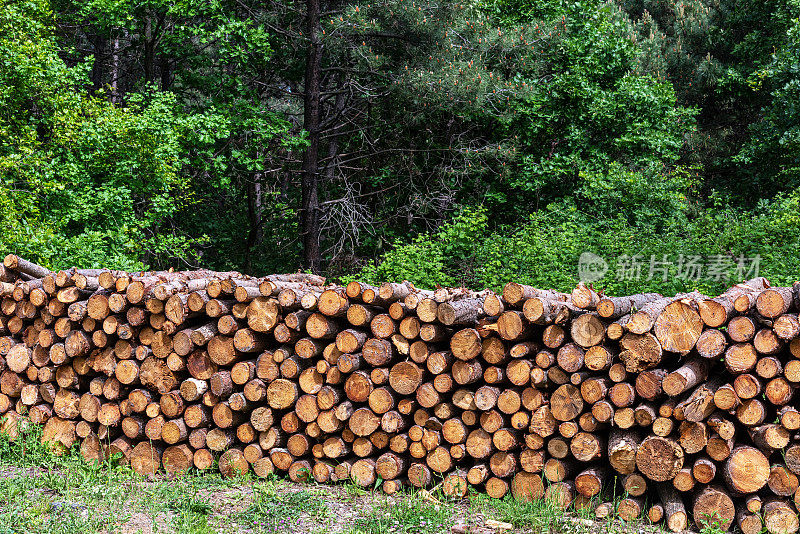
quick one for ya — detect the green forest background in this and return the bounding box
[2,0,800,295]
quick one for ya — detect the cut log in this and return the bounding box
[763,500,800,534]
[757,287,794,319]
[724,446,769,494]
[636,436,684,482]
[693,485,735,531]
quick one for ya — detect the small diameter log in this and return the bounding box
[608,430,640,475]
[3,255,50,278]
[597,293,662,319]
[658,484,688,532]
[662,358,710,397]
[575,467,606,497]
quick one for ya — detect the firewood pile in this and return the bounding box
[2,254,800,533]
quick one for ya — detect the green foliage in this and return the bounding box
[0,0,200,270]
[501,2,695,206]
[0,0,798,287]
[353,207,490,289]
[622,0,800,196]
[737,15,800,189]
[344,491,452,534]
[359,165,800,295]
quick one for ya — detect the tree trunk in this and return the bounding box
[301,0,323,273]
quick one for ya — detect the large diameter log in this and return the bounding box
[41,416,77,454]
[162,444,194,474]
[636,436,684,482]
[757,287,794,319]
[724,446,770,494]
[693,485,735,531]
[654,298,704,353]
[219,449,249,478]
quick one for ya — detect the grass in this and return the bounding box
[233,479,331,533]
[0,419,671,534]
[343,491,454,534]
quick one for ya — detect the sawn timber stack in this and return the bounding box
[1,254,800,533]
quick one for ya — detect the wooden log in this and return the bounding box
[763,500,800,534]
[597,293,662,319]
[575,467,606,497]
[619,333,662,372]
[693,485,736,531]
[503,283,566,307]
[724,446,770,493]
[768,465,799,497]
[550,384,583,422]
[130,442,162,476]
[3,255,50,279]
[636,436,684,482]
[437,298,485,326]
[663,358,710,397]
[750,424,790,452]
[389,362,423,395]
[608,430,640,475]
[617,496,644,521]
[774,313,800,340]
[658,484,688,532]
[571,432,604,462]
[696,328,727,359]
[757,287,794,319]
[570,313,605,349]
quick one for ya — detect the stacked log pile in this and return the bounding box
[3,254,800,532]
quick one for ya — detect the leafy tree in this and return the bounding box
[737,16,800,189]
[621,0,800,197]
[0,0,197,269]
